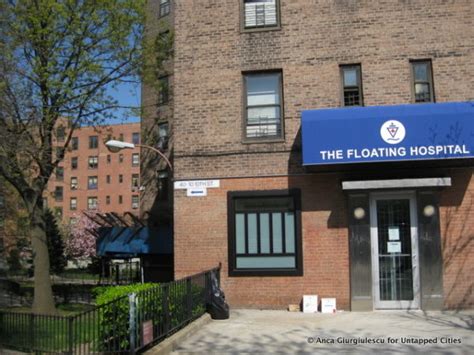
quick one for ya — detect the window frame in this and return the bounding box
[54,186,63,202]
[410,59,435,103]
[132,153,140,167]
[71,157,78,170]
[157,76,170,105]
[88,176,98,190]
[159,0,170,18]
[340,64,364,107]
[132,132,140,145]
[132,195,139,209]
[240,0,281,32]
[227,189,303,277]
[87,197,98,210]
[55,166,64,181]
[71,137,79,150]
[89,135,99,149]
[70,177,78,190]
[88,156,99,169]
[70,197,77,211]
[242,70,285,142]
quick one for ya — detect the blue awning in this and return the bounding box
[96,226,172,257]
[301,102,474,166]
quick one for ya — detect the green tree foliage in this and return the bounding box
[0,0,145,314]
[45,209,66,274]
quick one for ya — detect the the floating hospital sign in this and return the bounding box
[301,102,474,165]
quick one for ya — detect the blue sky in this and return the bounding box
[106,81,141,124]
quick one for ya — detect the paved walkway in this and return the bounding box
[171,309,473,354]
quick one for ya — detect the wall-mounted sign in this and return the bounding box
[174,180,220,190]
[302,102,474,165]
[387,241,402,253]
[187,188,207,197]
[141,320,153,346]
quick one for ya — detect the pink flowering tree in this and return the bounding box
[65,211,100,262]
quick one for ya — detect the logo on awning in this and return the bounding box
[380,120,406,144]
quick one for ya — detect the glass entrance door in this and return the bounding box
[370,192,420,309]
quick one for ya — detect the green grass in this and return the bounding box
[0,304,99,353]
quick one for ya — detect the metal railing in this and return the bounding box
[0,265,221,354]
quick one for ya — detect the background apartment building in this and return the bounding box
[143,0,473,311]
[46,123,142,225]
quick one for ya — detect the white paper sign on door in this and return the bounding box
[387,241,401,253]
[388,227,400,240]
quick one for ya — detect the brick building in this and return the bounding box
[46,123,142,225]
[143,0,473,310]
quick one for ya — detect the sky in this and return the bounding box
[106,81,141,125]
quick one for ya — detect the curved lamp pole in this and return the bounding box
[105,140,173,171]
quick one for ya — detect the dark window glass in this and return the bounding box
[88,176,98,190]
[119,174,123,183]
[89,136,98,149]
[119,154,124,163]
[71,157,78,169]
[157,171,169,201]
[411,60,434,103]
[157,123,169,150]
[132,132,140,144]
[341,64,363,106]
[244,72,282,139]
[118,195,123,204]
[106,196,111,205]
[56,126,65,142]
[107,154,111,163]
[106,175,111,184]
[55,167,64,181]
[71,137,79,150]
[55,186,63,202]
[228,190,302,276]
[158,76,169,105]
[244,0,279,29]
[119,133,124,142]
[159,0,170,17]
[132,174,140,189]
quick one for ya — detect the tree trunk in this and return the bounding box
[30,207,57,315]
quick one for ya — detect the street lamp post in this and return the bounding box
[105,140,173,171]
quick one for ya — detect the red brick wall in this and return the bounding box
[174,175,351,309]
[439,170,474,309]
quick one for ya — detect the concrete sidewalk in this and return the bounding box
[169,309,473,354]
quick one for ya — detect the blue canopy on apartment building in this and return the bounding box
[96,225,172,257]
[301,102,474,165]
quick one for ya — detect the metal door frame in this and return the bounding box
[370,191,420,309]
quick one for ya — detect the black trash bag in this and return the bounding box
[206,270,229,320]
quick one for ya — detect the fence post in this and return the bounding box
[28,313,34,350]
[68,316,74,354]
[129,293,137,354]
[186,278,192,319]
[162,285,170,334]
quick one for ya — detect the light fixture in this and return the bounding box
[423,205,436,217]
[354,207,366,220]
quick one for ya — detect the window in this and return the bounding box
[107,155,111,164]
[106,175,111,184]
[243,0,279,30]
[118,195,123,204]
[119,133,124,142]
[132,174,140,189]
[341,64,363,106]
[411,60,434,103]
[71,157,78,170]
[69,217,78,226]
[54,207,63,219]
[244,71,283,139]
[87,197,98,210]
[158,76,169,105]
[70,177,78,190]
[157,122,169,150]
[159,0,170,17]
[119,174,123,183]
[70,197,77,211]
[56,147,64,160]
[228,189,302,276]
[56,126,65,142]
[54,186,63,202]
[132,195,139,209]
[157,171,169,201]
[88,176,98,190]
[56,167,64,181]
[88,156,98,169]
[132,132,140,145]
[71,137,79,150]
[119,154,124,163]
[106,196,111,205]
[132,153,140,167]
[89,135,98,149]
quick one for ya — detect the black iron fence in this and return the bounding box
[0,265,220,354]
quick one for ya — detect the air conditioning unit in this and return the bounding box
[71,184,78,190]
